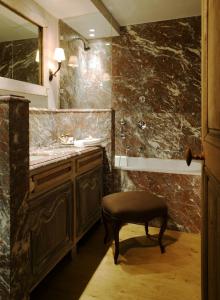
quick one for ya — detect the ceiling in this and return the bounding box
[64,12,115,39]
[34,0,118,39]
[34,0,201,39]
[35,0,97,19]
[102,0,201,26]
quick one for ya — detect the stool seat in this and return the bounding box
[101,191,168,264]
[102,191,167,222]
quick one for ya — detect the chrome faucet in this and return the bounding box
[120,118,127,126]
[120,132,126,139]
[125,145,131,156]
[137,146,145,155]
[120,118,127,139]
[137,121,146,130]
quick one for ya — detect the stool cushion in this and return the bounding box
[102,191,167,222]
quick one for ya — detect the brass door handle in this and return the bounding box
[185,147,205,166]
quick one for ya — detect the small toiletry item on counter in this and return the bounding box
[60,136,75,145]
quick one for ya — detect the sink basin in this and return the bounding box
[74,137,105,147]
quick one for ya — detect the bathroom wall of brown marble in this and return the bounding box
[59,21,112,109]
[112,17,201,159]
[0,96,30,299]
[0,38,39,84]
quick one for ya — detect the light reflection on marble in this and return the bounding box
[0,38,39,84]
[59,20,112,109]
[112,16,201,159]
[0,41,12,78]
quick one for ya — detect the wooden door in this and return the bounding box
[202,0,220,299]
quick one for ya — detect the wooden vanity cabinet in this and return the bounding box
[76,166,102,240]
[29,181,73,289]
[29,160,74,290]
[28,148,103,289]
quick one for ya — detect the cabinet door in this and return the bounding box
[76,166,102,238]
[29,181,73,288]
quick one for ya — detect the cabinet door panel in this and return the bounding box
[76,167,102,238]
[29,181,73,287]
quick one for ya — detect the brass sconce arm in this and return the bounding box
[49,62,62,81]
[49,48,65,82]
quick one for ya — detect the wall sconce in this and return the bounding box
[68,55,79,68]
[103,72,110,82]
[49,48,65,81]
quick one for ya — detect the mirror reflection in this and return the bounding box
[0,4,42,85]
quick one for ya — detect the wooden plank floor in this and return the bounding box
[31,223,201,300]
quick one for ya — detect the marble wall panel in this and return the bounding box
[29,110,58,147]
[112,17,201,159]
[0,41,12,78]
[59,21,112,109]
[0,38,39,84]
[29,109,114,194]
[115,111,201,158]
[59,16,201,159]
[114,169,201,233]
[0,101,10,299]
[0,95,30,300]
[29,109,112,150]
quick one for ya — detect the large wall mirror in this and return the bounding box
[0,3,43,85]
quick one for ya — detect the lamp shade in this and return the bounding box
[54,48,65,62]
[103,72,110,82]
[35,49,40,62]
[68,55,79,68]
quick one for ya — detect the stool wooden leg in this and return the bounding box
[145,222,150,237]
[158,215,167,254]
[113,222,120,264]
[102,210,109,244]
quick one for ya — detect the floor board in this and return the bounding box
[31,223,201,300]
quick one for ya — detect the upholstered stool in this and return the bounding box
[102,191,168,264]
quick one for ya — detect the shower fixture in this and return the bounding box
[72,37,90,51]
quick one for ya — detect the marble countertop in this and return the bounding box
[30,145,101,171]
